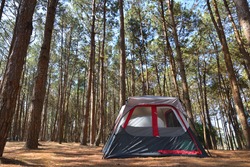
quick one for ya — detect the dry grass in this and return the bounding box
[0,141,250,167]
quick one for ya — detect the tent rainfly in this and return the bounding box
[102,96,208,158]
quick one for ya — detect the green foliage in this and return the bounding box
[194,122,218,146]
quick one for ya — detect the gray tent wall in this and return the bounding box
[103,96,208,158]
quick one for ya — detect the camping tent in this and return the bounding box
[102,96,208,158]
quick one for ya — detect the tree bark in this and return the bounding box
[233,0,250,46]
[167,0,197,134]
[58,22,66,144]
[0,0,6,22]
[40,72,51,141]
[215,115,224,149]
[0,0,37,157]
[25,0,58,149]
[119,0,126,106]
[81,0,96,145]
[90,47,96,145]
[95,0,106,146]
[131,54,136,96]
[202,60,217,149]
[207,0,250,149]
[136,5,149,94]
[154,63,162,96]
[223,0,250,81]
[196,57,211,149]
[159,0,179,97]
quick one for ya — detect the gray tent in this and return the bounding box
[103,96,208,158]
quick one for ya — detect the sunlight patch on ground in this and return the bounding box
[1,141,250,167]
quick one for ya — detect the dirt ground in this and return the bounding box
[0,142,249,167]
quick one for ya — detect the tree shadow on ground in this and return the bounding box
[0,157,40,166]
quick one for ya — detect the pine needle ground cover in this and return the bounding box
[0,142,249,167]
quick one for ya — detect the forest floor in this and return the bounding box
[0,141,250,167]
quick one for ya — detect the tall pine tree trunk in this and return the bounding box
[95,0,106,146]
[119,0,126,106]
[0,0,37,157]
[196,57,212,149]
[159,0,179,97]
[25,0,58,149]
[223,0,250,80]
[203,61,217,149]
[90,59,96,145]
[40,72,51,141]
[167,0,196,134]
[81,0,96,145]
[137,5,149,94]
[233,0,250,46]
[207,0,250,149]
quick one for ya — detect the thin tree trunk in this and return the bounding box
[58,12,65,144]
[216,52,233,150]
[163,48,167,96]
[12,76,23,141]
[40,71,51,141]
[131,54,136,96]
[0,0,5,21]
[90,51,96,145]
[81,0,96,145]
[64,68,75,142]
[196,57,211,149]
[218,51,244,149]
[145,57,149,94]
[226,120,235,150]
[139,52,146,95]
[196,90,209,149]
[207,0,250,149]
[154,63,162,96]
[202,60,217,149]
[95,0,106,146]
[159,0,179,97]
[0,0,37,156]
[19,94,26,140]
[74,70,81,142]
[119,0,126,106]
[167,0,196,134]
[51,86,59,141]
[15,64,27,140]
[224,85,243,149]
[21,70,32,141]
[137,5,149,94]
[215,115,224,149]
